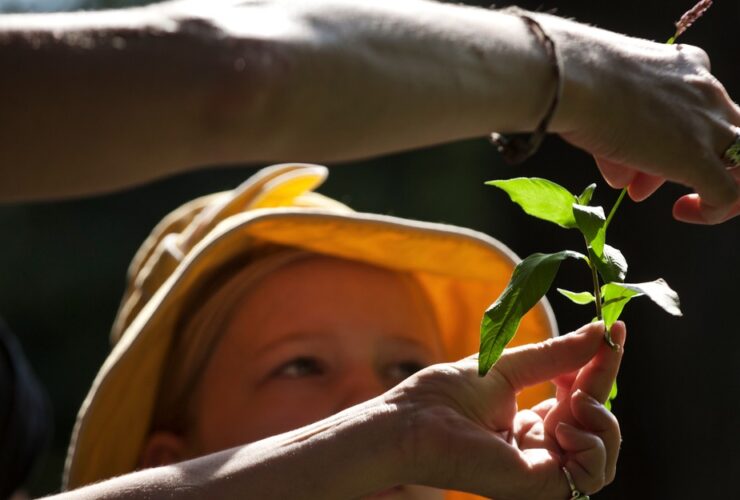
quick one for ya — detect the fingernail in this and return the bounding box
[556,422,576,433]
[574,389,601,406]
[609,322,627,349]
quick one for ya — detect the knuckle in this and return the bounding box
[583,471,607,494]
[491,362,518,393]
[684,71,726,106]
[606,467,617,485]
[608,407,620,429]
[680,43,711,71]
[597,405,620,428]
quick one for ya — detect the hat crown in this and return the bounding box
[111,164,347,343]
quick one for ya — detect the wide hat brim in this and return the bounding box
[65,169,558,492]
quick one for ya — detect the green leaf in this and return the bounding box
[578,183,597,206]
[557,288,596,305]
[572,204,606,255]
[601,283,641,330]
[592,244,628,283]
[486,178,577,229]
[591,228,606,258]
[601,279,682,329]
[479,250,585,376]
[605,380,618,411]
[609,279,682,317]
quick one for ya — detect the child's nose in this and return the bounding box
[334,367,387,412]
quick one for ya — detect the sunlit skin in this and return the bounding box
[142,256,447,499]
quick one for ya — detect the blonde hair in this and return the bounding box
[150,248,311,437]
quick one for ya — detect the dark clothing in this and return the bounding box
[0,319,51,499]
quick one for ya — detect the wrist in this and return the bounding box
[227,396,410,498]
[341,397,411,494]
[490,8,563,163]
[321,396,410,496]
[525,12,637,136]
[381,384,444,489]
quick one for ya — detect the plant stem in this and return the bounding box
[604,188,627,231]
[587,246,617,348]
[588,249,603,319]
[586,188,627,349]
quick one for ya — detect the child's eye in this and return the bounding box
[387,360,427,383]
[271,356,325,379]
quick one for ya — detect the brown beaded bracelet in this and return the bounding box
[491,8,563,164]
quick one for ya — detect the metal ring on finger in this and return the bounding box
[562,466,590,500]
[724,126,740,167]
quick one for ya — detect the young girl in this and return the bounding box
[60,164,624,500]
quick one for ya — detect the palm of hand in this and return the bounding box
[396,360,570,500]
[394,324,625,500]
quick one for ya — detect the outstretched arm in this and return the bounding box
[48,322,623,500]
[2,0,737,222]
[0,0,553,200]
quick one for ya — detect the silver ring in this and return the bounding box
[724,127,740,166]
[562,466,590,500]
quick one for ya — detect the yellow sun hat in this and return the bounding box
[64,164,558,495]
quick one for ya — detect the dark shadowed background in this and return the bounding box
[1,0,738,498]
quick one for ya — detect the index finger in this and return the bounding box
[490,322,605,394]
[572,322,626,403]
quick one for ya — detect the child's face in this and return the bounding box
[189,255,443,454]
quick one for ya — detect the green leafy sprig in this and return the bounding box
[477,178,682,378]
[477,0,713,391]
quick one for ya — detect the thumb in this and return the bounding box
[489,323,605,393]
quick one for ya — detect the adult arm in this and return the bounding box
[0,0,555,200]
[47,322,623,500]
[1,0,736,222]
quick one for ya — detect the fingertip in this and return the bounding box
[609,322,627,349]
[672,194,706,223]
[594,157,636,189]
[627,173,665,201]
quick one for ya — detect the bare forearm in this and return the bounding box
[0,0,552,201]
[49,398,406,499]
[0,6,223,200]
[199,0,554,163]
